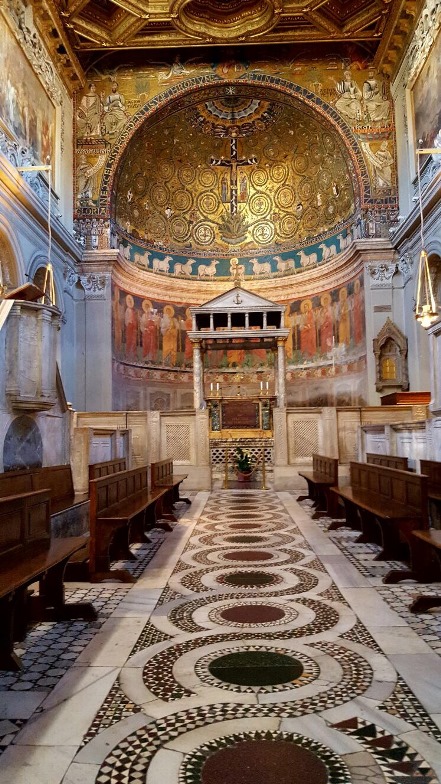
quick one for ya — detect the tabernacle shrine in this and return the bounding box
[0,0,441,781]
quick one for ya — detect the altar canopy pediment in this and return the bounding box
[193,287,282,312]
[188,285,289,348]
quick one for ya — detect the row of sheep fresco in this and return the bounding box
[119,232,353,278]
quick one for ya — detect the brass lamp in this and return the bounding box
[415,145,440,328]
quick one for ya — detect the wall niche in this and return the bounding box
[373,318,409,392]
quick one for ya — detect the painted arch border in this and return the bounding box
[99,73,375,216]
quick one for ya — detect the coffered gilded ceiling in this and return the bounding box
[33,0,424,90]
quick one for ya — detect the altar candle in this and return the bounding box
[266,381,269,391]
[260,381,263,391]
[216,382,219,391]
[210,382,213,393]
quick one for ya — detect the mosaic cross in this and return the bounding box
[210,131,257,215]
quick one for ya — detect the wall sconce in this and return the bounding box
[415,145,441,329]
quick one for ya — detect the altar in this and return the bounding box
[188,279,289,419]
[207,395,274,439]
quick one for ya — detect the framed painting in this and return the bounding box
[0,12,56,166]
[412,29,441,160]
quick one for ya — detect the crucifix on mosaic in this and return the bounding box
[210,129,257,215]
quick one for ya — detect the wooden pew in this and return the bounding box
[367,453,409,471]
[330,462,429,570]
[0,465,88,520]
[297,454,339,518]
[407,530,441,612]
[420,459,441,524]
[88,466,167,582]
[150,459,191,523]
[0,490,96,671]
[89,458,127,480]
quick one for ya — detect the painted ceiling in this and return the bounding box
[34,0,424,92]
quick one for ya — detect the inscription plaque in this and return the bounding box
[222,401,259,429]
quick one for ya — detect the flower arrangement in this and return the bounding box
[234,447,253,474]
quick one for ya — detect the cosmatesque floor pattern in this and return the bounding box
[1,489,441,783]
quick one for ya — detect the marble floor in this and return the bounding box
[1,488,441,783]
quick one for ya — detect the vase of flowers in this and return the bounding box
[234,447,254,481]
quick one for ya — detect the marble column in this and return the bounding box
[192,340,203,409]
[277,338,287,408]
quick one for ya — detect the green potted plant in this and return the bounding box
[234,447,254,481]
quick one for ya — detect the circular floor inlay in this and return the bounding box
[222,550,273,561]
[217,570,280,587]
[228,523,264,530]
[179,731,352,784]
[225,535,264,543]
[208,650,304,686]
[220,604,286,623]
[201,739,327,783]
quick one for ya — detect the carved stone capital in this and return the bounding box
[368,262,396,288]
[64,268,79,289]
[397,253,414,283]
[79,273,110,300]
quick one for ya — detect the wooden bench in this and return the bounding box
[87,466,168,582]
[420,459,441,524]
[0,489,96,670]
[367,453,409,471]
[297,454,339,518]
[331,462,429,571]
[89,458,127,480]
[407,530,441,612]
[150,459,191,523]
[0,465,88,521]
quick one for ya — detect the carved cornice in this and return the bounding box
[398,0,441,87]
[4,0,65,104]
[21,0,85,92]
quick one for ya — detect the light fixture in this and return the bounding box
[414,145,441,328]
[16,159,56,307]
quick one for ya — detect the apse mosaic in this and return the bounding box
[74,49,397,276]
[114,95,355,261]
